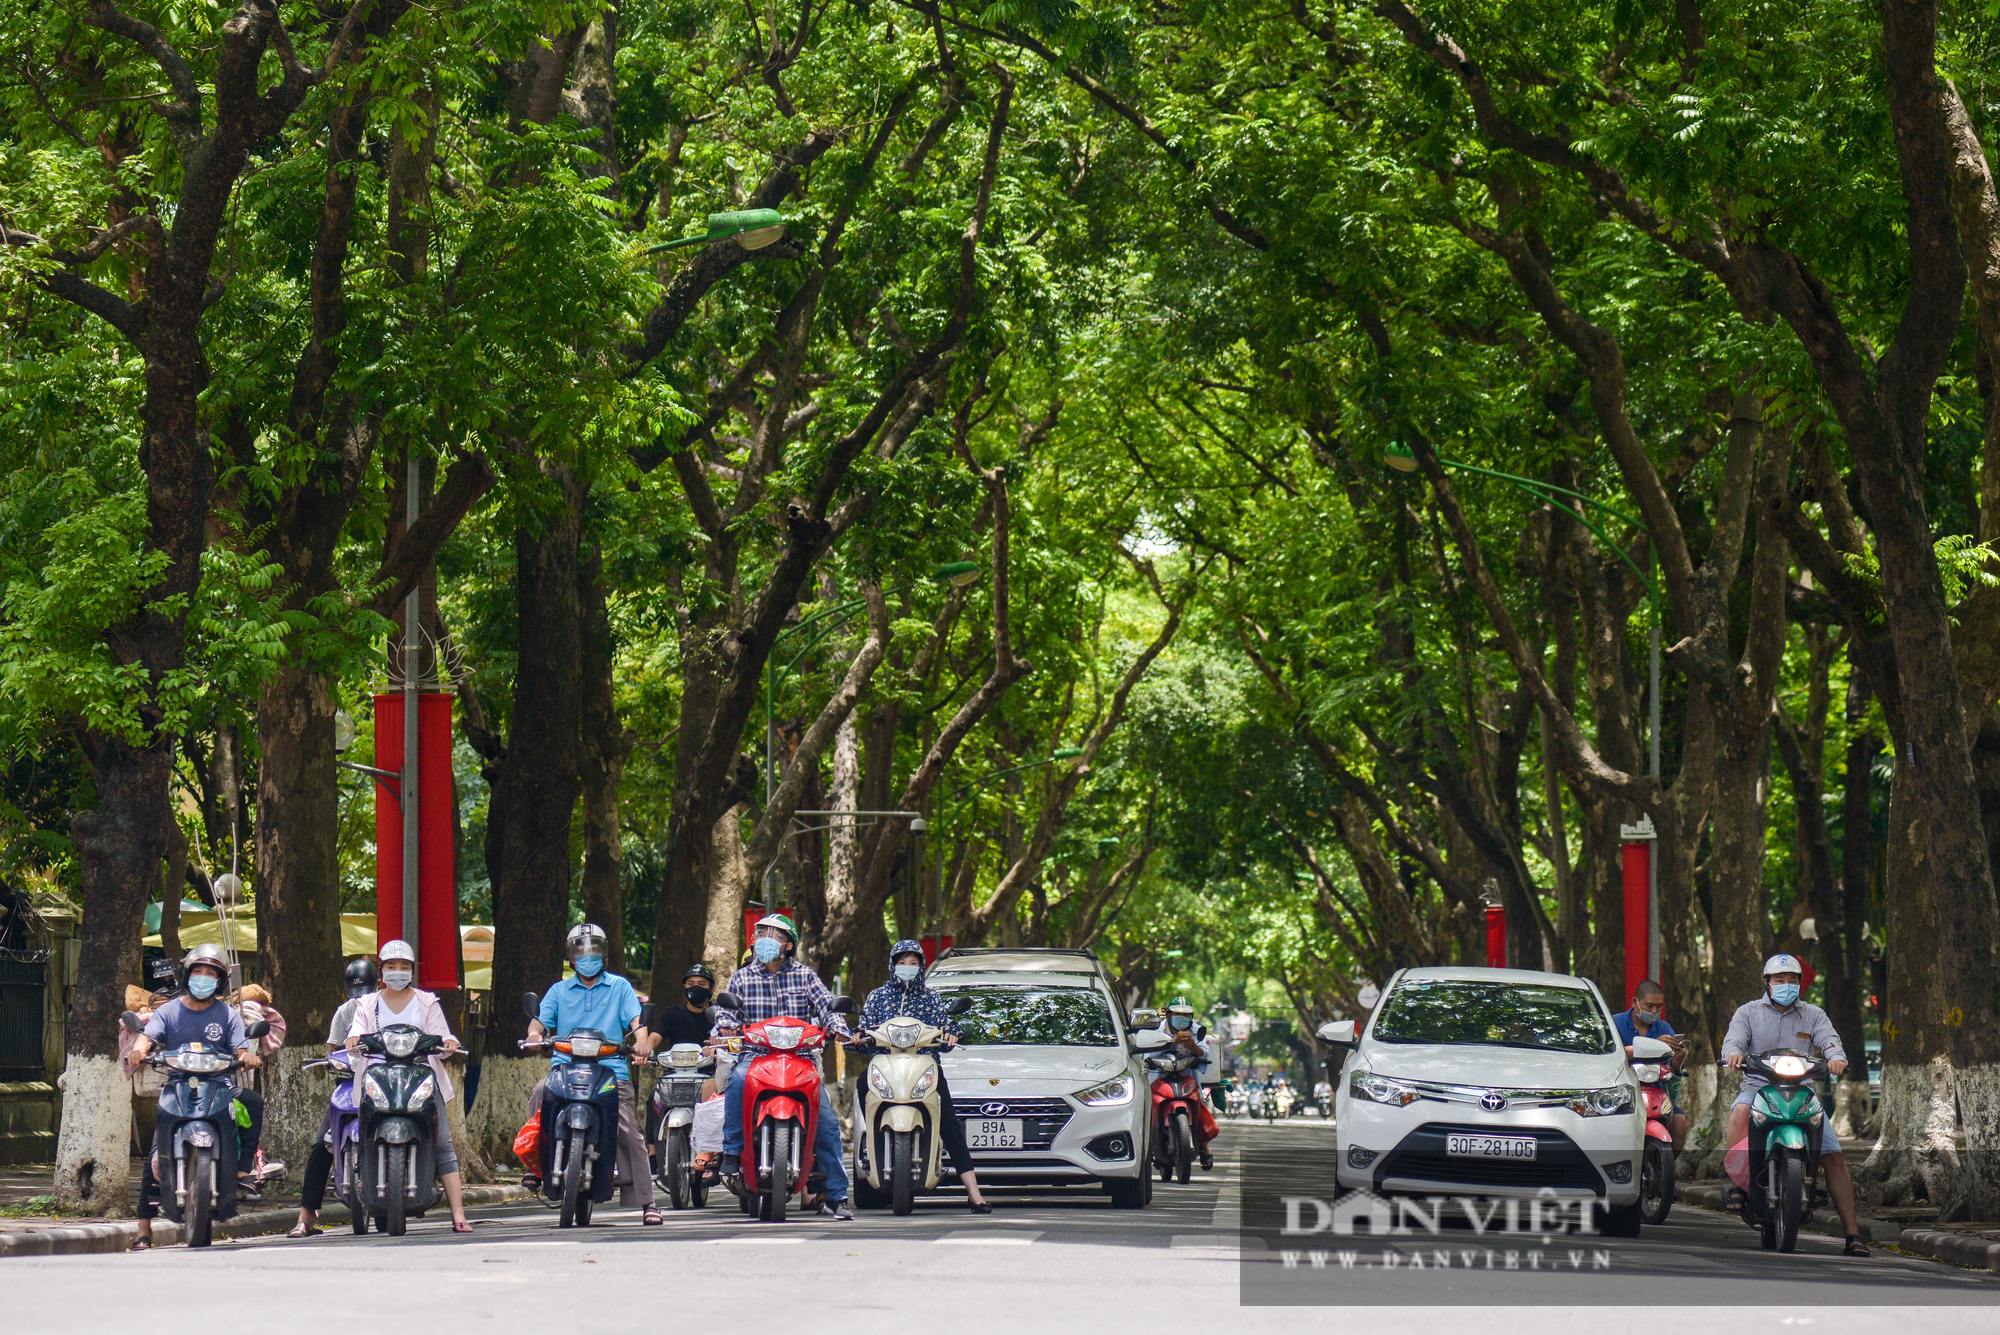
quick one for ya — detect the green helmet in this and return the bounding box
[753,912,799,943]
[1165,995,1196,1016]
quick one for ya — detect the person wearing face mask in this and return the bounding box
[649,963,720,1051]
[711,913,855,1218]
[1721,954,1867,1255]
[526,923,660,1224]
[1154,998,1220,1168]
[1612,980,1688,1153]
[858,941,991,1212]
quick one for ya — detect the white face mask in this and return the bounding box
[383,968,414,991]
[893,963,921,983]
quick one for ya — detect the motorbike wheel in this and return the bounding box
[890,1129,916,1217]
[382,1143,407,1237]
[1776,1147,1805,1253]
[762,1122,793,1224]
[1639,1140,1675,1225]
[1174,1112,1194,1185]
[559,1129,584,1228]
[666,1126,691,1210]
[350,1208,369,1236]
[185,1146,214,1248]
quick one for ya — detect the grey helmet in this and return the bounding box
[566,922,608,961]
[182,942,230,976]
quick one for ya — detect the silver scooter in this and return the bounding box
[849,997,972,1215]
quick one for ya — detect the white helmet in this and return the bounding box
[1762,953,1804,977]
[566,923,608,959]
[379,939,417,965]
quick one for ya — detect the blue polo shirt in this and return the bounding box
[538,972,642,1080]
[1612,1009,1677,1048]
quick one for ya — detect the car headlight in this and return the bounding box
[408,1075,436,1110]
[1568,1086,1634,1117]
[868,1065,895,1099]
[1075,1075,1134,1106]
[763,1025,804,1051]
[1349,1070,1418,1107]
[912,1067,938,1099]
[1770,1054,1809,1079]
[364,1071,393,1111]
[382,1028,421,1059]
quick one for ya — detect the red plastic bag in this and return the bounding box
[513,1109,541,1166]
[1724,1138,1750,1191]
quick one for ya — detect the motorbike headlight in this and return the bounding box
[408,1075,436,1110]
[382,1028,421,1059]
[763,1025,804,1051]
[1633,1064,1663,1083]
[1568,1086,1634,1117]
[1349,1071,1419,1107]
[1750,1105,1769,1126]
[567,1036,604,1059]
[1770,1054,1809,1080]
[1075,1075,1134,1106]
[167,1051,229,1075]
[363,1071,394,1111]
[884,1022,922,1050]
[868,1065,895,1099]
[667,1046,702,1068]
[912,1067,938,1099]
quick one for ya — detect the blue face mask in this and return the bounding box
[1169,1016,1191,1031]
[754,937,784,965]
[574,954,605,978]
[893,963,920,983]
[1769,982,1800,1007]
[186,973,219,1000]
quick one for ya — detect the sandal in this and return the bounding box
[130,1237,153,1251]
[452,1221,476,1234]
[286,1222,322,1239]
[1844,1234,1871,1257]
[642,1208,663,1226]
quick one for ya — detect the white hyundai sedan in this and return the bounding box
[1323,966,1662,1236]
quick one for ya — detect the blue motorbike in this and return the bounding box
[121,1009,271,1248]
[518,993,654,1228]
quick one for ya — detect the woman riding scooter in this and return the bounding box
[858,942,991,1212]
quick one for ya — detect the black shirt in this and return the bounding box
[655,1004,715,1049]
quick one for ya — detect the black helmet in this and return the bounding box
[683,963,715,985]
[344,957,379,999]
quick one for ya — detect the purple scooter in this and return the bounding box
[304,1049,370,1234]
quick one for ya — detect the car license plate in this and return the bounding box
[968,1118,1023,1150]
[1447,1134,1537,1160]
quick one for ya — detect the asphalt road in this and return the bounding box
[10,1120,1998,1334]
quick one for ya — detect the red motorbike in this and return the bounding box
[1635,1056,1676,1225]
[1147,1046,1204,1185]
[712,990,854,1222]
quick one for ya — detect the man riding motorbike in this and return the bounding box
[857,940,992,1212]
[1613,979,1688,1153]
[290,958,379,1237]
[127,944,261,1250]
[1721,954,1867,1257]
[712,913,855,1219]
[525,923,660,1224]
[1154,998,1219,1170]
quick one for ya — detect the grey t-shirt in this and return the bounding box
[1721,997,1845,1092]
[327,998,360,1047]
[144,997,247,1054]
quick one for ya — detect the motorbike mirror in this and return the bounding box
[243,1019,271,1040]
[1630,1035,1673,1062]
[1128,1008,1158,1029]
[712,990,741,1013]
[947,995,973,1015]
[521,991,540,1019]
[1316,1019,1359,1047]
[1130,1029,1170,1052]
[828,995,857,1015]
[637,1002,657,1030]
[120,1010,145,1034]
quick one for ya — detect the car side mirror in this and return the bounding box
[1316,1020,1359,1047]
[521,991,540,1020]
[948,995,972,1015]
[243,1019,270,1041]
[120,1010,145,1034]
[1130,1029,1170,1052]
[829,995,856,1015]
[712,991,741,1013]
[1630,1035,1672,1062]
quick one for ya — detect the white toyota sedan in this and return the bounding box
[1323,966,1660,1235]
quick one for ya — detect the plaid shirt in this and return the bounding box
[860,978,960,1053]
[712,959,851,1045]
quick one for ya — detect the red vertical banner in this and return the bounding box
[1484,904,1506,968]
[1620,836,1652,1007]
[919,935,954,965]
[374,692,460,991]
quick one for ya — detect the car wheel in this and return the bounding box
[1597,1197,1642,1238]
[1107,1174,1146,1209]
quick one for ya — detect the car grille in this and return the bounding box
[951,1096,1073,1152]
[1376,1123,1607,1195]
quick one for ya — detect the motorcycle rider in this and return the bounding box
[857,941,992,1212]
[711,913,855,1219]
[1612,980,1688,1153]
[127,944,261,1250]
[525,923,660,1224]
[290,958,379,1237]
[343,940,474,1234]
[649,963,720,1052]
[1721,954,1867,1257]
[1154,997,1219,1170]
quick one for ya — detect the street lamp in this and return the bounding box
[649,208,789,253]
[931,747,1088,946]
[1386,441,1662,980]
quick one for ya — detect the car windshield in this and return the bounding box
[944,986,1118,1047]
[1371,979,1614,1055]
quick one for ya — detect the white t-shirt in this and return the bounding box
[378,993,422,1028]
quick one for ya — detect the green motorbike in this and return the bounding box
[1728,1050,1831,1253]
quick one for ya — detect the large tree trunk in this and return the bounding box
[485,465,585,1051]
[578,533,634,972]
[255,665,347,1045]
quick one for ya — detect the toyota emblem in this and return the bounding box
[1479,1092,1507,1112]
[981,1101,1009,1117]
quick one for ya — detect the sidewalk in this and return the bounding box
[0,1160,527,1256]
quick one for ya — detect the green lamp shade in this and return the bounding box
[649,208,787,253]
[1384,444,1419,472]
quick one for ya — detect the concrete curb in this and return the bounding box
[1674,1181,1902,1243]
[0,1184,528,1258]
[1896,1228,2000,1271]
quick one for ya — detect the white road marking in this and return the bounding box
[705,1235,815,1244]
[935,1231,1042,1245]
